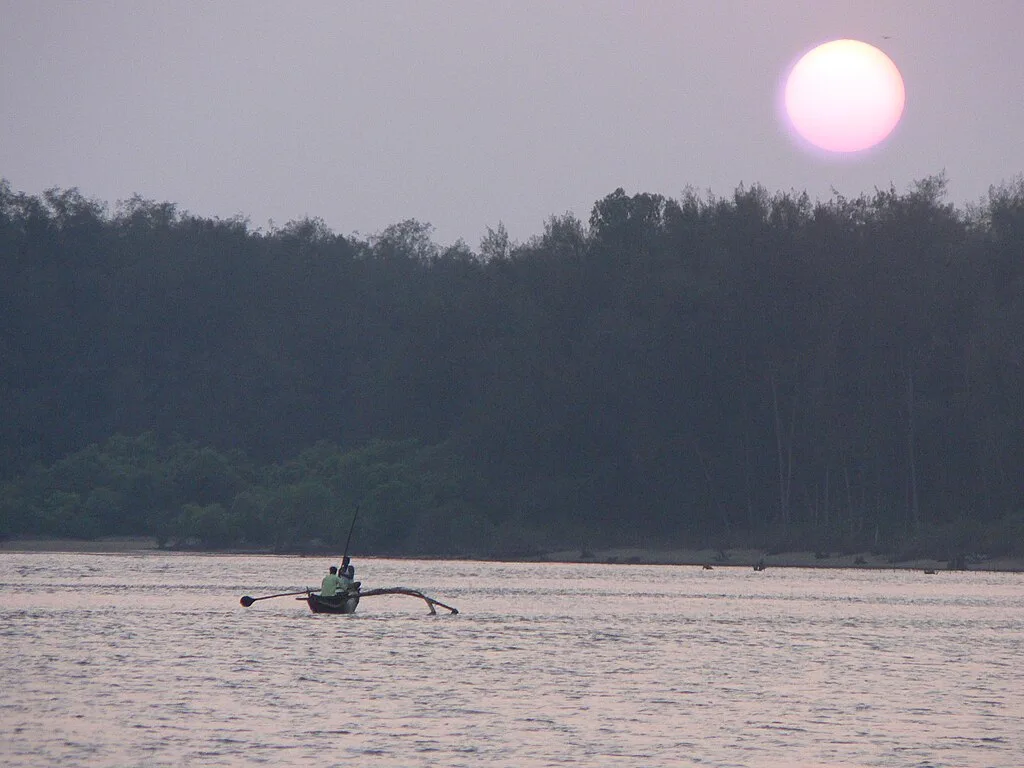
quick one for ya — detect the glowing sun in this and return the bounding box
[784,39,905,153]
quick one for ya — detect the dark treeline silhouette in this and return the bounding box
[2,175,1023,560]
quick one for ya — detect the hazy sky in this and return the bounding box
[2,1,1021,245]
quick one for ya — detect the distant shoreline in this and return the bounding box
[540,546,1024,573]
[0,536,164,554]
[2,537,1021,573]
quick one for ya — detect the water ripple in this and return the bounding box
[1,553,1022,767]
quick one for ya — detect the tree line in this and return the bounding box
[1,175,1022,560]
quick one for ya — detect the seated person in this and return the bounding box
[341,556,355,582]
[337,560,354,593]
[320,565,345,598]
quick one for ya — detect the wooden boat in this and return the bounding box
[298,586,459,615]
[304,590,360,614]
[242,580,458,615]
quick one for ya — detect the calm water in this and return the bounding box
[1,553,1021,767]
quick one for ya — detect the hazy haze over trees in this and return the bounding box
[2,175,1022,560]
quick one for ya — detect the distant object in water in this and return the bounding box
[753,559,767,572]
[241,584,458,615]
[702,564,714,570]
[923,569,937,575]
[307,586,459,615]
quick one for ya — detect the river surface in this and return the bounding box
[1,552,1022,767]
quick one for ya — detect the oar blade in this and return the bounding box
[240,589,311,607]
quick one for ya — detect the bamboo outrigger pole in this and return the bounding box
[240,590,310,607]
[356,587,459,614]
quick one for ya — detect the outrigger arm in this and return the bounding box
[356,587,459,614]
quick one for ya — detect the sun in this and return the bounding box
[783,39,905,153]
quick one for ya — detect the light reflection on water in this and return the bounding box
[1,553,1022,767]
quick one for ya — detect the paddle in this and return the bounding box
[240,590,310,607]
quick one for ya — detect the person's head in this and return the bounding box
[342,556,350,567]
[329,565,338,574]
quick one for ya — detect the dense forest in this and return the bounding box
[2,175,1023,561]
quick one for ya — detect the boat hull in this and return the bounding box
[305,592,360,614]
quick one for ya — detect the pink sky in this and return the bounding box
[2,1,1021,244]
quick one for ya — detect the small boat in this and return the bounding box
[298,585,459,615]
[304,590,360,614]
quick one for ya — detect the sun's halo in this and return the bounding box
[783,39,905,153]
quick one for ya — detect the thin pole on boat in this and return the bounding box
[342,505,359,561]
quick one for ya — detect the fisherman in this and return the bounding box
[341,555,355,582]
[320,565,345,598]
[337,557,354,592]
